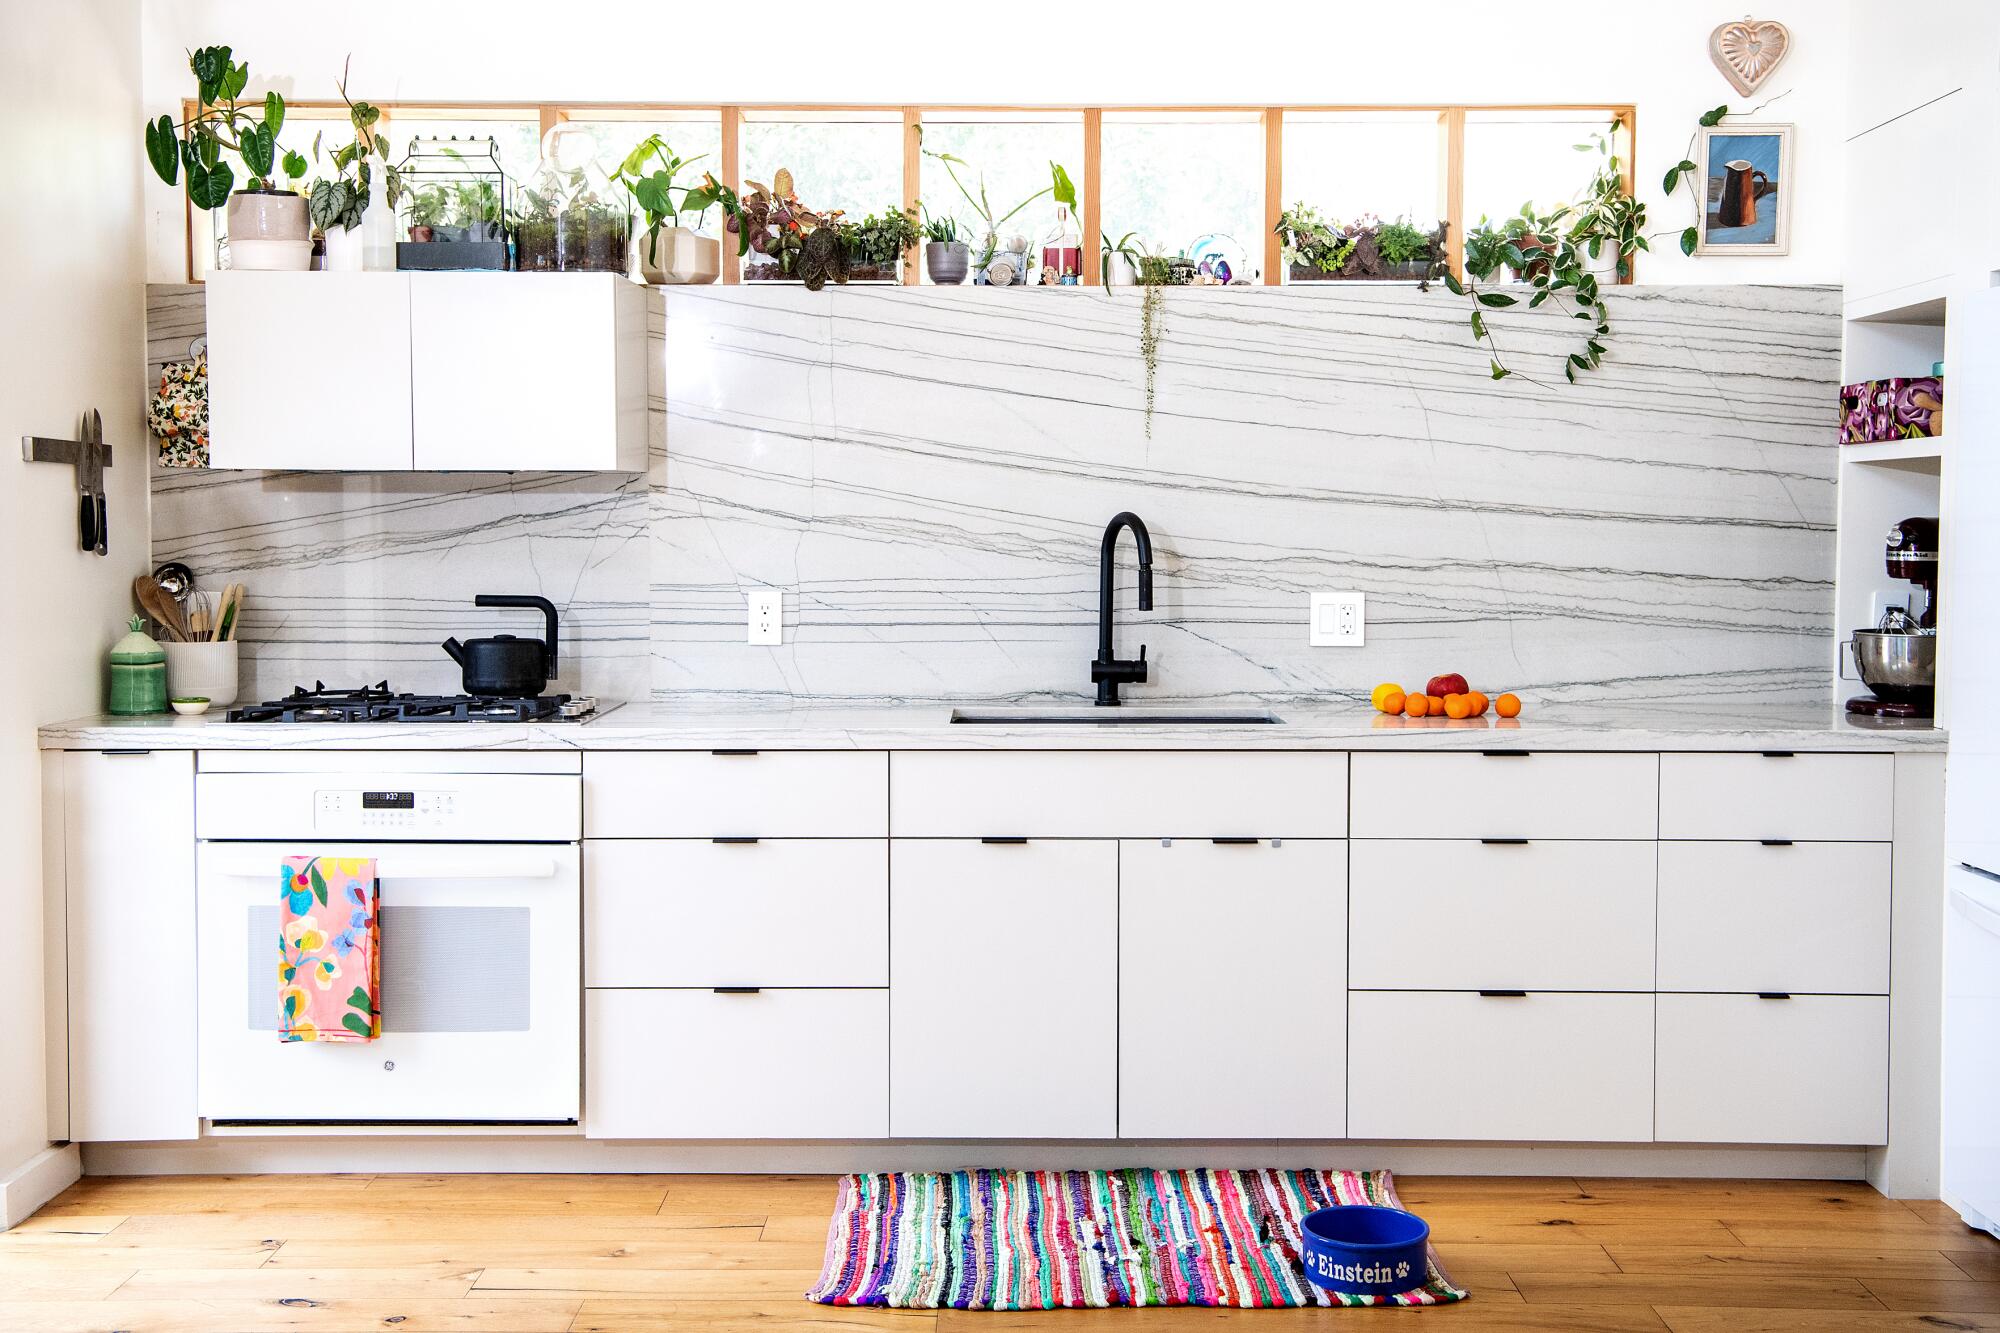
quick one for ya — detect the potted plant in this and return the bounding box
[1102,231,1144,286]
[733,169,849,289]
[1569,127,1647,282]
[1373,217,1442,280]
[514,124,631,273]
[922,210,969,284]
[613,134,720,285]
[1274,203,1356,282]
[403,185,448,241]
[144,45,310,270]
[304,57,399,272]
[837,204,920,282]
[920,137,1075,285]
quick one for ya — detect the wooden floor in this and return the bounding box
[4,1174,2000,1331]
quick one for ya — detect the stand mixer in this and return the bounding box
[1847,516,1939,719]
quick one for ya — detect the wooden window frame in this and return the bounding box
[178,100,1637,285]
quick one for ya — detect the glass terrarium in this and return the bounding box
[516,123,631,273]
[395,135,509,271]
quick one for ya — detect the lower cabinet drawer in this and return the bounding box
[584,989,887,1139]
[1655,994,1888,1145]
[1657,842,1890,994]
[1348,992,1654,1142]
[1350,753,1658,840]
[1659,753,1893,842]
[1349,840,1655,991]
[585,839,887,987]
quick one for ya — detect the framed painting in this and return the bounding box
[1695,123,1793,255]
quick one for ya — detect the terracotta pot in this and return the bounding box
[225,189,311,271]
[408,225,435,243]
[636,227,721,285]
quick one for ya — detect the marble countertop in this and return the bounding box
[38,699,1945,753]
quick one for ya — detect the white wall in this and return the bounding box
[140,0,1848,284]
[1,0,147,1217]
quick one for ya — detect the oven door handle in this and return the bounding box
[203,849,562,881]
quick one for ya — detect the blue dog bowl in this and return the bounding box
[1300,1205,1431,1298]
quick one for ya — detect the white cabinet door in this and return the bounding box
[890,840,1117,1137]
[1658,754,1893,842]
[1657,994,1889,1145]
[409,274,646,472]
[64,750,199,1141]
[1657,842,1890,994]
[1348,992,1654,1142]
[1349,754,1658,840]
[1119,839,1346,1138]
[1349,840,1656,992]
[206,272,413,470]
[586,989,888,1138]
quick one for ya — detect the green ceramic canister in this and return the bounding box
[108,614,168,715]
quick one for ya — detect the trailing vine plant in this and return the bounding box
[1657,90,1792,254]
[1438,119,1642,385]
[1133,251,1195,438]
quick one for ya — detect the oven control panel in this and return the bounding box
[315,788,460,833]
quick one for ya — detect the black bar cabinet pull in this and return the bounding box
[1760,839,1794,846]
[712,837,760,844]
[1478,989,1528,998]
[981,836,1028,845]
[711,749,758,756]
[1481,750,1530,758]
[1211,837,1260,845]
[1757,991,1792,1000]
[713,987,761,994]
[1760,751,1796,758]
[1481,838,1529,845]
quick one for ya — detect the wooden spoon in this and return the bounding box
[132,575,186,642]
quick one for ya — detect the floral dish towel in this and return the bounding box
[279,856,380,1042]
[149,354,208,468]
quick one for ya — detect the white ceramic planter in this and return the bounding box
[322,223,365,271]
[637,227,721,285]
[162,640,240,708]
[1104,253,1139,286]
[225,190,311,271]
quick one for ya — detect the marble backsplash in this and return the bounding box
[148,282,1840,707]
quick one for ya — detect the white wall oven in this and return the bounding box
[195,752,581,1126]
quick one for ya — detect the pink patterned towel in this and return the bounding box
[278,856,380,1042]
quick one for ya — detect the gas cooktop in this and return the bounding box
[225,682,600,724]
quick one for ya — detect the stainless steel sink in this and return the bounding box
[949,707,1283,725]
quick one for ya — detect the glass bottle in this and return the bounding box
[1041,205,1082,285]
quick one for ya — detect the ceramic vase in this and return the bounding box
[925,241,969,285]
[107,615,167,716]
[163,640,240,708]
[636,227,722,285]
[225,190,312,271]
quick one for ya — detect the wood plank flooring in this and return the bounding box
[4,1173,1999,1331]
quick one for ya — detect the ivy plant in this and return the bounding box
[1658,91,1788,254]
[145,45,306,209]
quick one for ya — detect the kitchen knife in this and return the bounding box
[86,409,106,556]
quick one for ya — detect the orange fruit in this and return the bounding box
[1444,694,1473,719]
[1495,693,1522,718]
[1371,683,1402,711]
[1403,692,1429,718]
[1380,688,1406,715]
[1468,691,1489,715]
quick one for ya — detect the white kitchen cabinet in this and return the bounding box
[1656,994,1889,1145]
[61,750,199,1141]
[890,752,1347,838]
[202,272,646,472]
[1349,840,1655,992]
[890,839,1117,1138]
[1348,991,1655,1142]
[206,272,414,470]
[585,752,888,838]
[586,988,888,1138]
[1657,842,1891,994]
[585,839,887,987]
[1119,839,1346,1138]
[410,274,647,471]
[1349,753,1657,840]
[1659,754,1893,842]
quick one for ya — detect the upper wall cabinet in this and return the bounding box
[205,272,648,473]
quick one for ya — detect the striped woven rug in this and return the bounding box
[807,1168,1467,1310]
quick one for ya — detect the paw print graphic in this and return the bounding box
[1395,1260,1411,1280]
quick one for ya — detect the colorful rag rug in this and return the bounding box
[278,856,381,1042]
[807,1168,1467,1310]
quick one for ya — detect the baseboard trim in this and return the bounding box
[82,1138,1869,1181]
[2,1144,82,1229]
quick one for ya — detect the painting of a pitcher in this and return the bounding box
[1696,124,1792,254]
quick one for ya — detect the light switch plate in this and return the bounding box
[1309,591,1365,647]
[747,589,782,645]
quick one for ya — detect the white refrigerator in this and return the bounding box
[1944,287,2000,1237]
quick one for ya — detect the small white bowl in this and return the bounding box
[170,698,211,717]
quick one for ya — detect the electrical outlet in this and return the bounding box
[747,589,782,645]
[1308,592,1365,647]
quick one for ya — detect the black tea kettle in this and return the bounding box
[442,594,559,697]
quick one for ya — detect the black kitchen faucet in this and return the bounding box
[1090,511,1154,705]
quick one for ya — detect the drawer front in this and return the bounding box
[585,839,886,987]
[1350,754,1657,840]
[1348,992,1654,1142]
[1349,841,1655,991]
[890,752,1347,837]
[1655,994,1888,1145]
[585,988,887,1138]
[584,752,887,837]
[1657,842,1890,994]
[1659,753,1893,841]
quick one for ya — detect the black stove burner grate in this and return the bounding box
[227,682,587,724]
